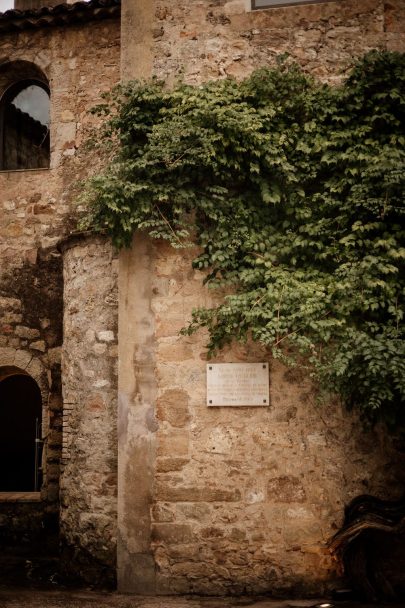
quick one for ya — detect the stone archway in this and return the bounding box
[0,349,48,404]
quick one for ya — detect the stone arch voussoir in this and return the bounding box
[0,348,48,402]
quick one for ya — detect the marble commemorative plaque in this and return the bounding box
[206,363,269,407]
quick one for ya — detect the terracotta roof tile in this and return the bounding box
[0,0,121,32]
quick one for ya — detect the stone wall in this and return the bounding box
[119,232,405,596]
[0,15,121,361]
[0,251,62,506]
[118,0,405,595]
[60,235,118,586]
[1,0,404,594]
[150,244,404,595]
[0,15,120,581]
[150,0,404,85]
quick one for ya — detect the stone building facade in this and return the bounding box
[0,0,120,584]
[0,0,404,596]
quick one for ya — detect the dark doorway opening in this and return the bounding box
[0,372,42,491]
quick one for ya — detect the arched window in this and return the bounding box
[0,367,43,492]
[0,61,50,171]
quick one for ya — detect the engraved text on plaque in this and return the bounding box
[207,363,269,407]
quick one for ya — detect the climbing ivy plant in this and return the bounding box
[81,51,405,428]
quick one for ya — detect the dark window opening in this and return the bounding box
[1,79,50,170]
[0,372,43,492]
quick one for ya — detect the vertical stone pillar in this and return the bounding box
[60,234,118,585]
[120,0,154,82]
[118,0,157,593]
[118,235,157,592]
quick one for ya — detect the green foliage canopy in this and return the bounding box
[81,51,405,427]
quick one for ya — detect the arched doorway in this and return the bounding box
[0,368,42,492]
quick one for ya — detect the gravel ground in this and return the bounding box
[0,590,400,608]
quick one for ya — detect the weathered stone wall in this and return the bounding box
[150,0,404,85]
[0,252,62,506]
[150,244,404,595]
[60,235,118,586]
[118,0,405,595]
[1,0,404,593]
[0,16,120,580]
[119,234,405,596]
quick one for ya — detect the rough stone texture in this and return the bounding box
[1,0,405,597]
[150,0,405,86]
[0,234,64,511]
[146,243,405,596]
[0,20,120,258]
[117,0,405,595]
[0,15,120,583]
[60,235,118,586]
